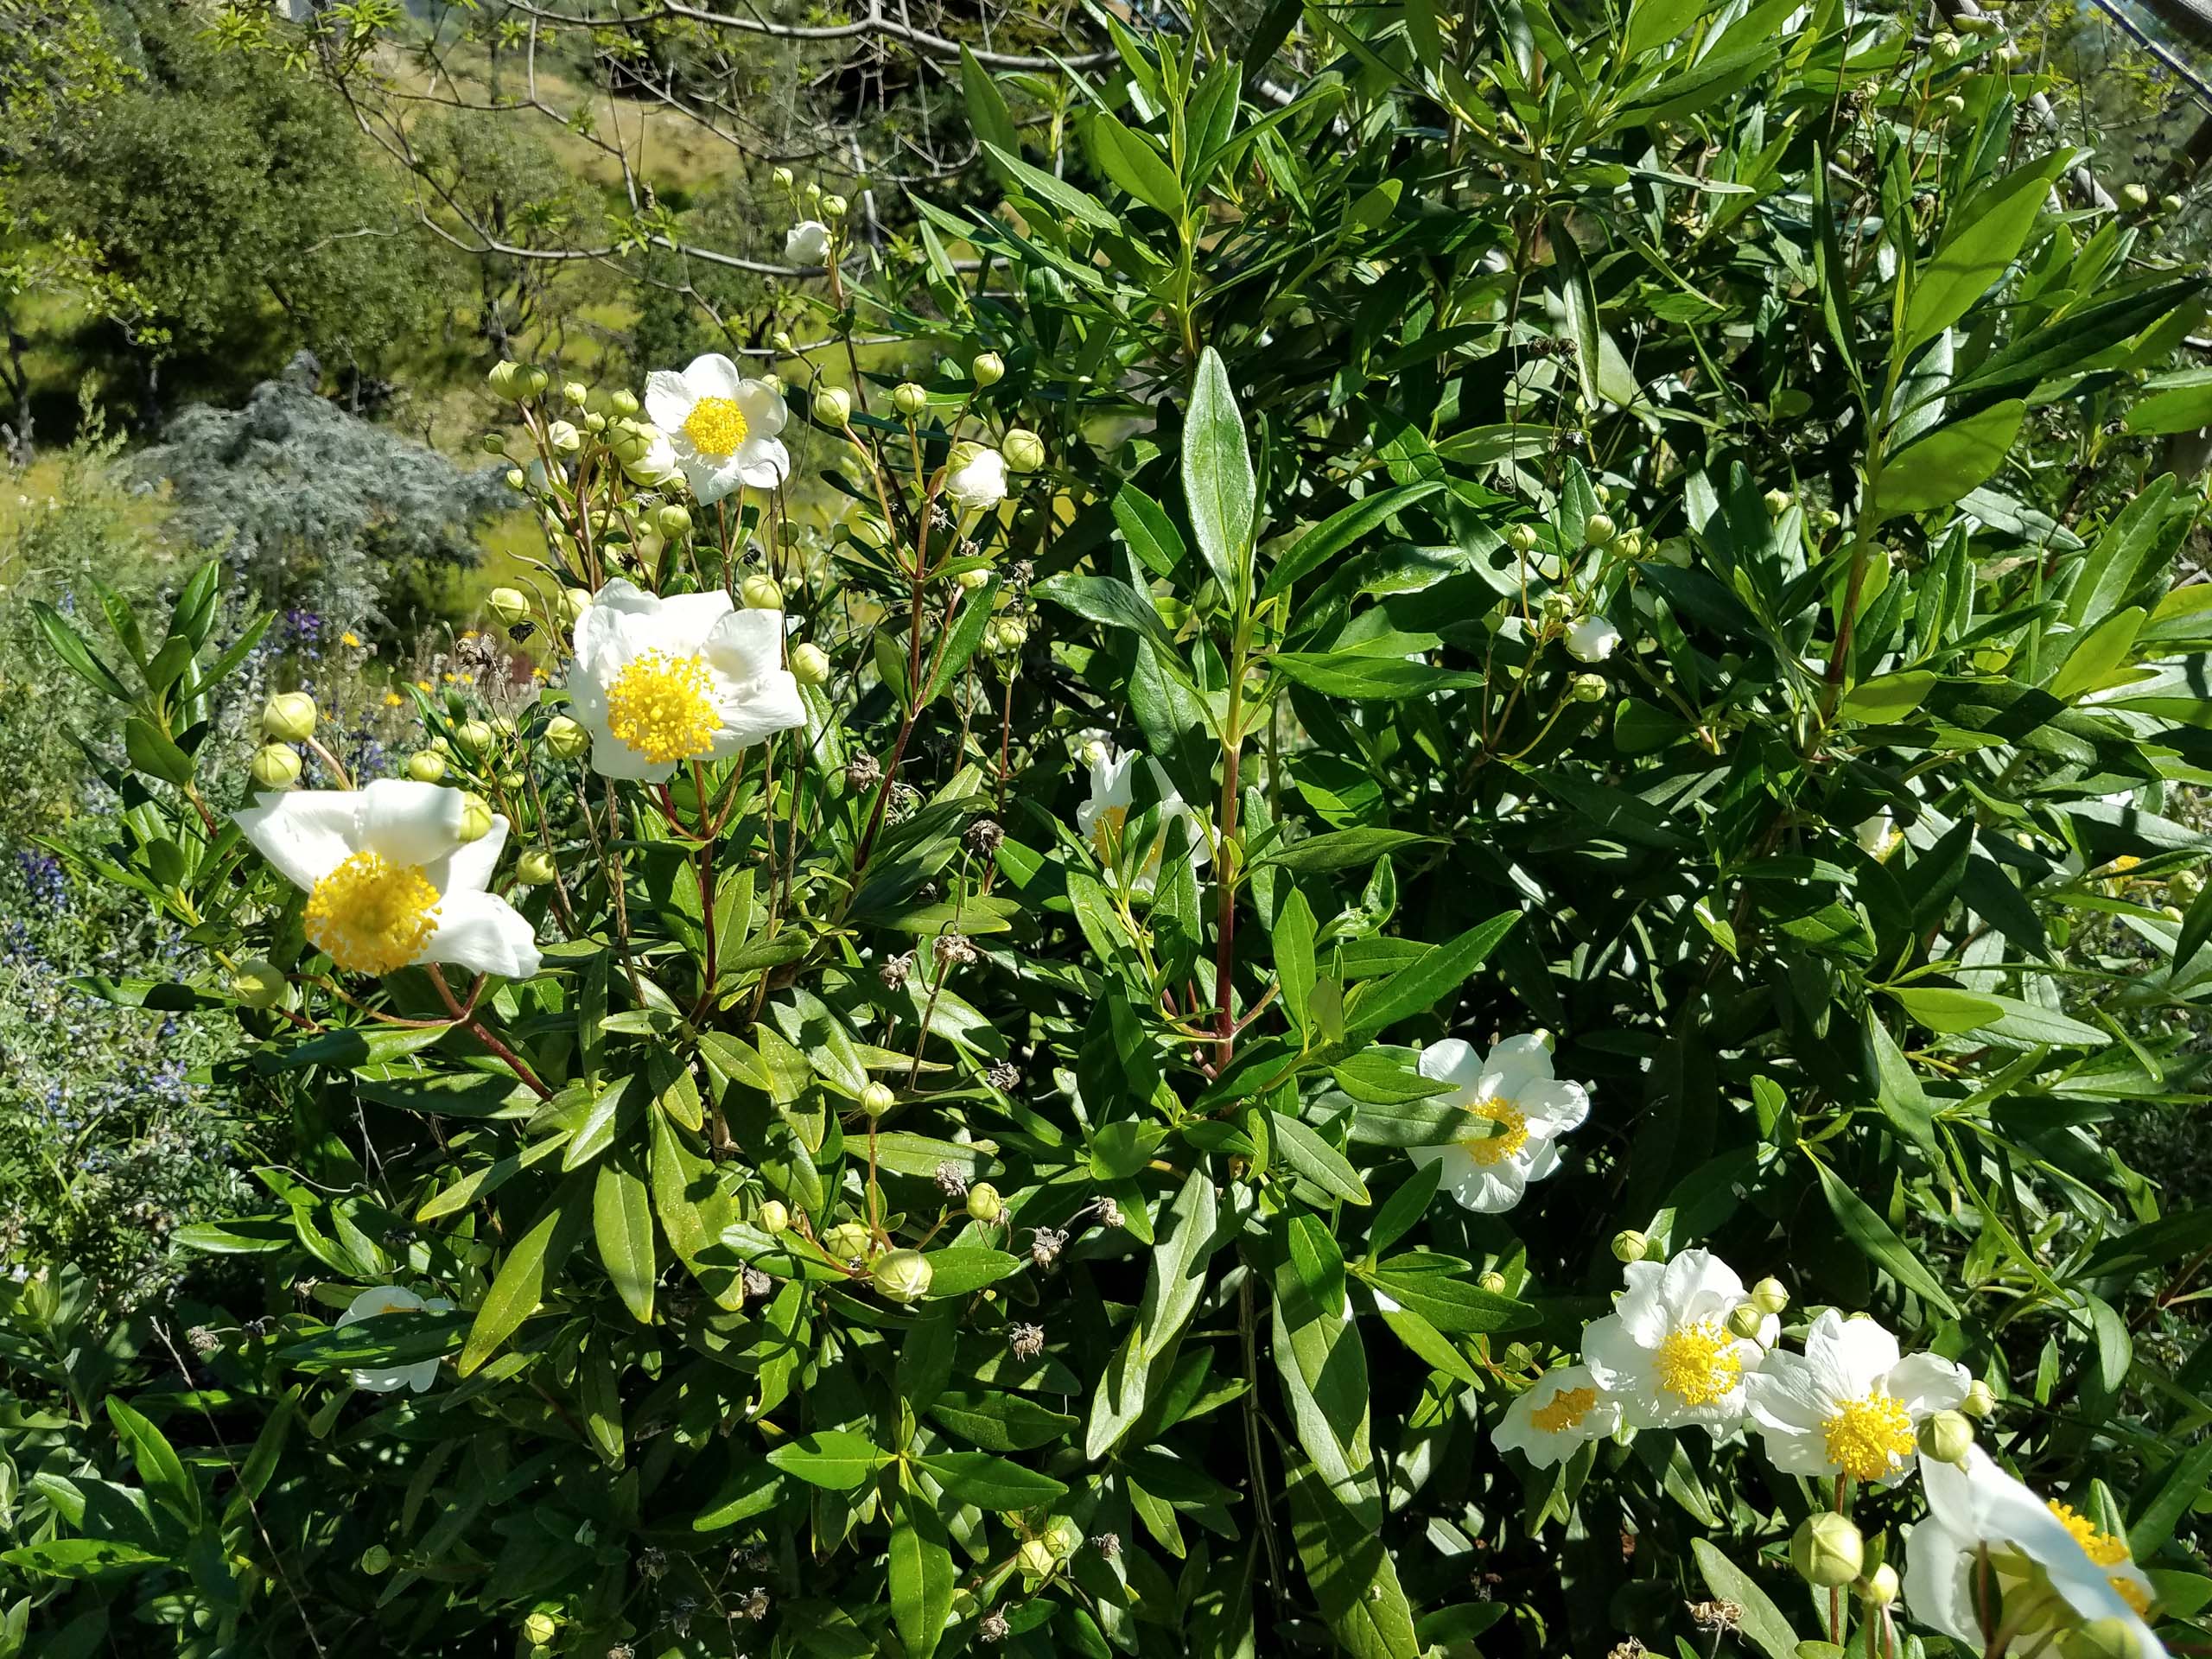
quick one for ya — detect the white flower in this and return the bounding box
[943,442,1009,512]
[1905,1446,2164,1656]
[785,219,831,264]
[1856,811,1899,859]
[236,780,541,980]
[565,578,804,784]
[1491,1364,1623,1467]
[1745,1309,1968,1484]
[1077,747,1208,895]
[643,353,790,505]
[336,1285,454,1394]
[1406,1035,1589,1213]
[1583,1249,1767,1433]
[629,423,681,486]
[1565,616,1620,663]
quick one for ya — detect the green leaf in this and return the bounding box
[923,576,1001,704]
[1184,346,1256,606]
[1838,671,1936,725]
[0,1539,166,1578]
[105,1398,197,1528]
[1274,887,1317,1032]
[980,142,1119,232]
[1286,1459,1419,1659]
[29,601,133,702]
[888,1502,956,1659]
[1880,400,2026,513]
[921,1246,1022,1297]
[766,1432,888,1491]
[958,47,1016,156]
[1086,108,1183,217]
[1268,1223,1376,1526]
[459,1172,590,1374]
[1689,1539,1799,1659]
[927,1389,1077,1452]
[2122,368,2212,435]
[1033,572,1177,653]
[1262,829,1433,873]
[1345,912,1519,1038]
[1261,481,1444,600]
[1270,1112,1370,1204]
[2049,606,2144,701]
[1808,1154,1960,1316]
[2128,1438,2212,1559]
[593,1152,656,1325]
[123,717,194,786]
[1901,151,2071,355]
[1113,483,1188,579]
[1888,985,2005,1033]
[917,1452,1070,1509]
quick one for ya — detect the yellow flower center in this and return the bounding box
[1654,1321,1742,1408]
[1456,1096,1529,1166]
[2111,1575,2152,1617]
[682,396,749,456]
[1821,1390,1916,1482]
[2049,1503,2132,1567]
[1529,1385,1599,1434]
[305,851,441,976]
[606,650,721,765]
[1090,802,1128,863]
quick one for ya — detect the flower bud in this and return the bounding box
[771,330,794,354]
[251,744,302,790]
[486,587,530,627]
[992,618,1028,653]
[1507,524,1540,554]
[561,588,593,626]
[1917,1409,1974,1465]
[1611,1229,1650,1263]
[2060,1618,2143,1659]
[262,691,319,743]
[772,165,794,188]
[758,1199,791,1235]
[359,1544,391,1574]
[1478,1270,1508,1294]
[791,641,830,685]
[229,958,289,1008]
[505,467,527,490]
[740,573,784,611]
[563,379,589,408]
[534,715,584,761]
[1584,512,1617,547]
[1742,1277,1785,1317]
[1018,1537,1057,1579]
[1726,1301,1766,1340]
[871,1248,933,1304]
[480,431,508,456]
[487,361,550,402]
[1790,1513,1865,1588]
[823,194,848,219]
[522,1612,558,1645]
[1817,508,1842,531]
[1859,1564,1900,1608]
[2121,181,2151,212]
[966,1182,1003,1223]
[515,849,556,887]
[957,567,991,591]
[406,749,447,784]
[1002,428,1046,473]
[1763,487,1791,518]
[1930,29,1961,59]
[803,180,822,201]
[813,385,851,428]
[1044,1515,1083,1560]
[607,389,639,417]
[455,793,496,844]
[893,382,930,417]
[971,351,1005,386]
[653,503,691,540]
[1570,672,1608,703]
[848,516,891,550]
[547,420,582,454]
[861,1079,897,1117]
[1961,1379,1997,1418]
[1941,92,1967,116]
[822,1221,873,1264]
[455,719,497,756]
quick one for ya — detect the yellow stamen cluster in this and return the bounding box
[1529,1385,1599,1433]
[1090,803,1128,864]
[607,650,720,765]
[682,395,749,456]
[2049,1503,2132,1567]
[1655,1321,1742,1408]
[2112,1576,2153,1617]
[305,852,441,976]
[1821,1390,1916,1481]
[1457,1096,1529,1166]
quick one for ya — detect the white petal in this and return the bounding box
[1445,1151,1526,1213]
[1903,1517,1983,1646]
[422,815,507,898]
[702,606,786,681]
[683,451,744,505]
[1743,1354,1827,1433]
[739,378,788,436]
[1416,1038,1484,1094]
[1659,1249,1745,1323]
[735,435,791,490]
[236,790,364,891]
[683,353,744,401]
[423,889,542,979]
[1813,1311,1902,1398]
[705,670,807,753]
[1886,1352,1971,1417]
[1614,1261,1672,1344]
[1519,1137,1566,1184]
[359,779,469,868]
[339,1285,424,1325]
[1519,1079,1590,1134]
[643,372,692,432]
[588,731,669,783]
[1581,1313,1649,1394]
[1486,1033,1554,1086]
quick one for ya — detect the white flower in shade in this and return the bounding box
[1407,1035,1590,1213]
[1745,1309,1969,1485]
[337,1285,455,1394]
[1905,1446,2164,1656]
[1856,811,1900,859]
[565,579,804,783]
[1565,616,1620,663]
[1583,1249,1766,1433]
[643,353,790,505]
[236,780,540,980]
[943,442,1009,512]
[1077,747,1208,895]
[785,219,831,264]
[1492,1364,1623,1467]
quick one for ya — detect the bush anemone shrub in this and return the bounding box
[6,5,2212,1658]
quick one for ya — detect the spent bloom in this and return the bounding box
[236,780,541,979]
[785,219,831,264]
[644,353,790,503]
[1077,747,1210,895]
[1582,1249,1768,1433]
[1745,1308,1970,1485]
[1408,1034,1589,1213]
[565,579,804,783]
[336,1285,454,1393]
[1491,1363,1623,1467]
[943,442,1009,512]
